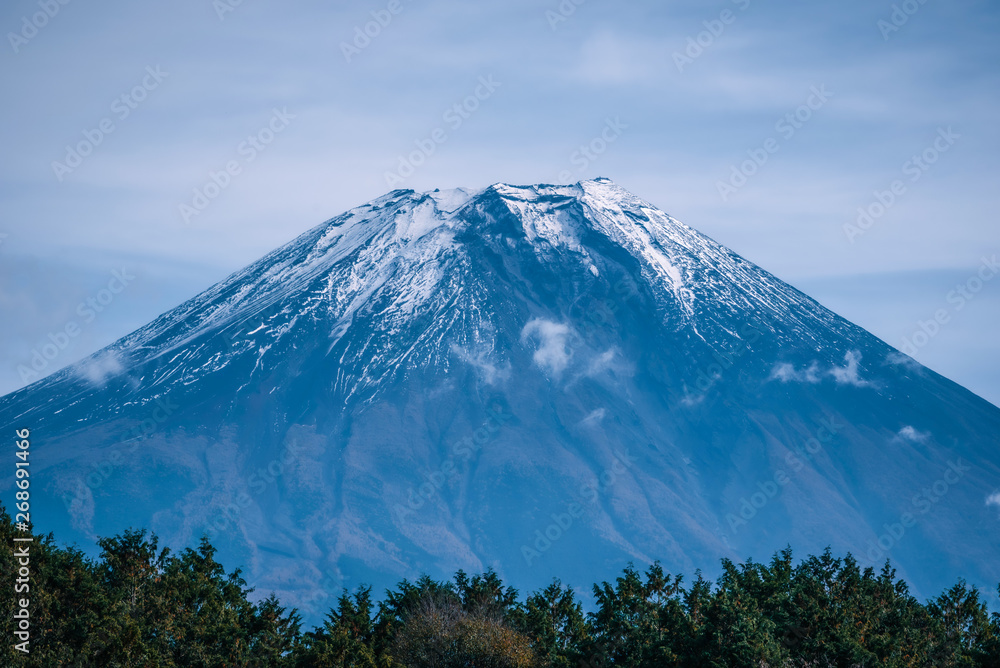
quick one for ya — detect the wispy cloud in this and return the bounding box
[76,351,124,386]
[987,492,1000,516]
[521,319,574,376]
[580,408,605,426]
[830,350,870,387]
[885,351,922,371]
[895,425,930,444]
[770,361,821,384]
[770,351,871,387]
[451,344,510,385]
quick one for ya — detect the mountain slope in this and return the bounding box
[3,178,998,620]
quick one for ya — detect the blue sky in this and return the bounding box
[1,0,997,404]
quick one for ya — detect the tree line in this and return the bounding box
[2,503,998,667]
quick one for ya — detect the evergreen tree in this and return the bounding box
[93,528,170,666]
[929,580,998,667]
[249,594,302,666]
[156,536,259,666]
[296,587,385,667]
[513,580,590,667]
[687,558,786,667]
[589,563,684,667]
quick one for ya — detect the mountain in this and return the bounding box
[3,178,998,621]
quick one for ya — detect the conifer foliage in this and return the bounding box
[2,504,999,666]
